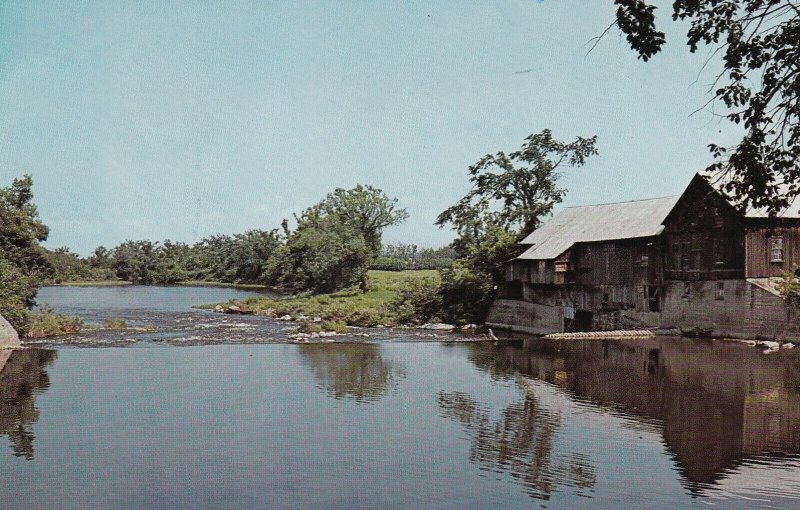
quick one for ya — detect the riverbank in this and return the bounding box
[200,270,440,327]
[49,280,271,290]
[49,280,132,287]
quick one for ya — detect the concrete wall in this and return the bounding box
[486,299,563,335]
[0,314,21,348]
[659,279,800,340]
[490,279,800,340]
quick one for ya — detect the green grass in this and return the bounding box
[203,270,440,327]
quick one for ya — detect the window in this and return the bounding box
[604,245,615,274]
[715,280,725,300]
[682,282,692,299]
[681,243,691,270]
[646,286,660,312]
[770,237,784,263]
[713,240,725,266]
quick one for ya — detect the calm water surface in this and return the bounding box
[2,286,800,508]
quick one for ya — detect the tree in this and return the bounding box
[317,185,409,256]
[110,240,159,284]
[0,175,52,332]
[269,209,372,294]
[0,258,36,332]
[436,130,597,242]
[609,0,800,214]
[0,175,50,279]
[433,131,595,324]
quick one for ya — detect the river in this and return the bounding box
[2,285,800,508]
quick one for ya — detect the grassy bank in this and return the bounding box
[202,270,440,327]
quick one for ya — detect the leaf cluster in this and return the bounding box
[613,0,800,214]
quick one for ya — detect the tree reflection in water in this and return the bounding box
[297,343,406,403]
[437,385,596,500]
[0,349,57,460]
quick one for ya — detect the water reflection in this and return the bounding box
[438,388,596,500]
[0,349,56,459]
[464,338,800,493]
[297,343,406,403]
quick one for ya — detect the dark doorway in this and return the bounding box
[572,309,593,332]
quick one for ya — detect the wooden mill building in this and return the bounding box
[488,174,800,339]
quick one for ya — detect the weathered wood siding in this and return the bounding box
[506,259,555,285]
[662,177,746,280]
[570,238,656,287]
[745,226,800,278]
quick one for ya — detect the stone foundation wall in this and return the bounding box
[486,299,562,335]
[490,280,800,340]
[661,280,800,340]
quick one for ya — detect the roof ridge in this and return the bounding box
[563,194,679,209]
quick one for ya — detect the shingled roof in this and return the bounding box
[515,195,681,261]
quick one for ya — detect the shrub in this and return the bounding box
[321,320,348,333]
[369,256,412,271]
[103,318,128,329]
[26,306,82,338]
[296,322,323,334]
[390,277,442,325]
[437,262,496,325]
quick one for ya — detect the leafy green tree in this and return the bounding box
[270,210,372,294]
[436,129,597,242]
[110,240,159,284]
[434,131,596,323]
[87,246,113,270]
[151,240,192,284]
[317,184,408,256]
[436,226,518,324]
[0,175,53,332]
[0,175,50,279]
[0,258,36,332]
[609,0,800,214]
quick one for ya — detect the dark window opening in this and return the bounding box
[715,280,725,300]
[646,286,660,312]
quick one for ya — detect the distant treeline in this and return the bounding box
[44,231,282,285]
[44,184,458,293]
[370,244,456,271]
[47,238,456,286]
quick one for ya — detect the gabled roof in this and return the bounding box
[516,195,681,261]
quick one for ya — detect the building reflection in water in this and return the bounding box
[0,349,57,460]
[297,343,406,403]
[462,337,800,494]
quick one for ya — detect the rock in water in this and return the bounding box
[420,323,456,331]
[0,314,21,348]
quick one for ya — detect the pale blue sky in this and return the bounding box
[0,1,736,255]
